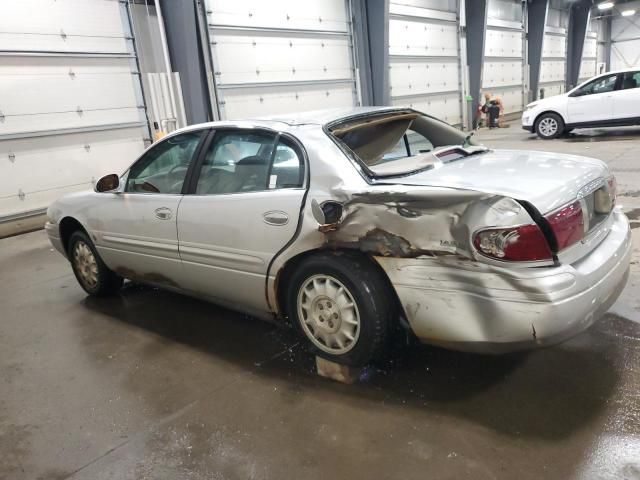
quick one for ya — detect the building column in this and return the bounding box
[160,0,212,124]
[527,0,549,101]
[464,0,488,128]
[566,0,591,90]
[352,0,390,106]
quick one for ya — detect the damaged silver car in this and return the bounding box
[45,107,632,366]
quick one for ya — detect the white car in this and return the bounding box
[523,69,640,139]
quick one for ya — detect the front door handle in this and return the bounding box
[155,207,173,220]
[263,210,289,226]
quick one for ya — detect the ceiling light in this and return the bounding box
[597,2,614,9]
[622,9,635,16]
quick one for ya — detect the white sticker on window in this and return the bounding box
[269,175,278,189]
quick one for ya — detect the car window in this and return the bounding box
[576,74,618,96]
[382,130,434,162]
[620,71,640,90]
[195,130,304,194]
[126,131,202,194]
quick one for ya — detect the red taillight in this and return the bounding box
[473,224,552,261]
[545,201,584,250]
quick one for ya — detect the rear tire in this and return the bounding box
[535,112,564,139]
[68,230,123,296]
[286,252,394,367]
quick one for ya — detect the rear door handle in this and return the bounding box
[263,211,289,226]
[155,207,173,220]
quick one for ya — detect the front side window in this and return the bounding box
[126,131,202,194]
[576,74,618,96]
[620,71,640,90]
[195,130,303,194]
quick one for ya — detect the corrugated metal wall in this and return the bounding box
[203,0,359,119]
[0,0,149,236]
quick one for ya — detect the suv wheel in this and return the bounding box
[535,113,564,139]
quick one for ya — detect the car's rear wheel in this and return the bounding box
[535,112,564,139]
[68,230,123,296]
[286,252,393,366]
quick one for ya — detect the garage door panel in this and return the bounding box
[583,37,597,59]
[542,34,566,58]
[0,0,130,54]
[208,0,349,32]
[1,74,137,116]
[0,0,128,37]
[482,61,523,88]
[390,61,459,97]
[540,60,566,84]
[389,19,458,57]
[391,93,462,125]
[0,32,129,54]
[485,29,523,58]
[0,56,133,75]
[579,59,597,81]
[612,41,640,70]
[539,83,563,97]
[220,83,355,119]
[0,108,143,137]
[213,32,353,85]
[0,127,145,214]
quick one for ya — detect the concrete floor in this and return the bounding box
[1,126,640,480]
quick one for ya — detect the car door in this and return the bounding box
[91,130,206,285]
[566,73,619,124]
[612,71,640,121]
[176,128,307,313]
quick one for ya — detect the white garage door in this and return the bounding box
[539,6,568,98]
[388,0,463,125]
[482,0,525,115]
[0,0,149,232]
[204,0,359,120]
[579,19,599,83]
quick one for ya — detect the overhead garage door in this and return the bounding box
[204,0,359,120]
[0,0,149,235]
[388,0,463,125]
[483,0,525,115]
[539,6,568,97]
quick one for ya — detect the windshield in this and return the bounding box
[328,111,485,177]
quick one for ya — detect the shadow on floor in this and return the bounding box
[81,282,633,442]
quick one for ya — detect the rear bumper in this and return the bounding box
[375,209,632,353]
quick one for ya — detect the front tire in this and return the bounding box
[535,112,564,139]
[68,230,123,296]
[286,252,394,366]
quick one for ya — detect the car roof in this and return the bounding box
[172,106,412,135]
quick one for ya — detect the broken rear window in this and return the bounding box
[327,110,482,178]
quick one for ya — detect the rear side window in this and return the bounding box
[620,71,640,90]
[195,130,304,194]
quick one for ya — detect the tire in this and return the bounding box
[68,230,123,296]
[535,112,564,139]
[285,252,394,366]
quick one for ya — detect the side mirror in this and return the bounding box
[95,174,120,193]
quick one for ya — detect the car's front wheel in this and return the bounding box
[68,230,123,296]
[535,112,564,139]
[286,252,394,366]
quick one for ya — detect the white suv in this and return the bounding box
[522,69,640,139]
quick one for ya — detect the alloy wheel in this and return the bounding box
[538,117,558,137]
[73,240,99,289]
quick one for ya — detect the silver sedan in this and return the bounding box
[45,107,632,366]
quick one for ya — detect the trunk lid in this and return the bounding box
[386,149,608,215]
